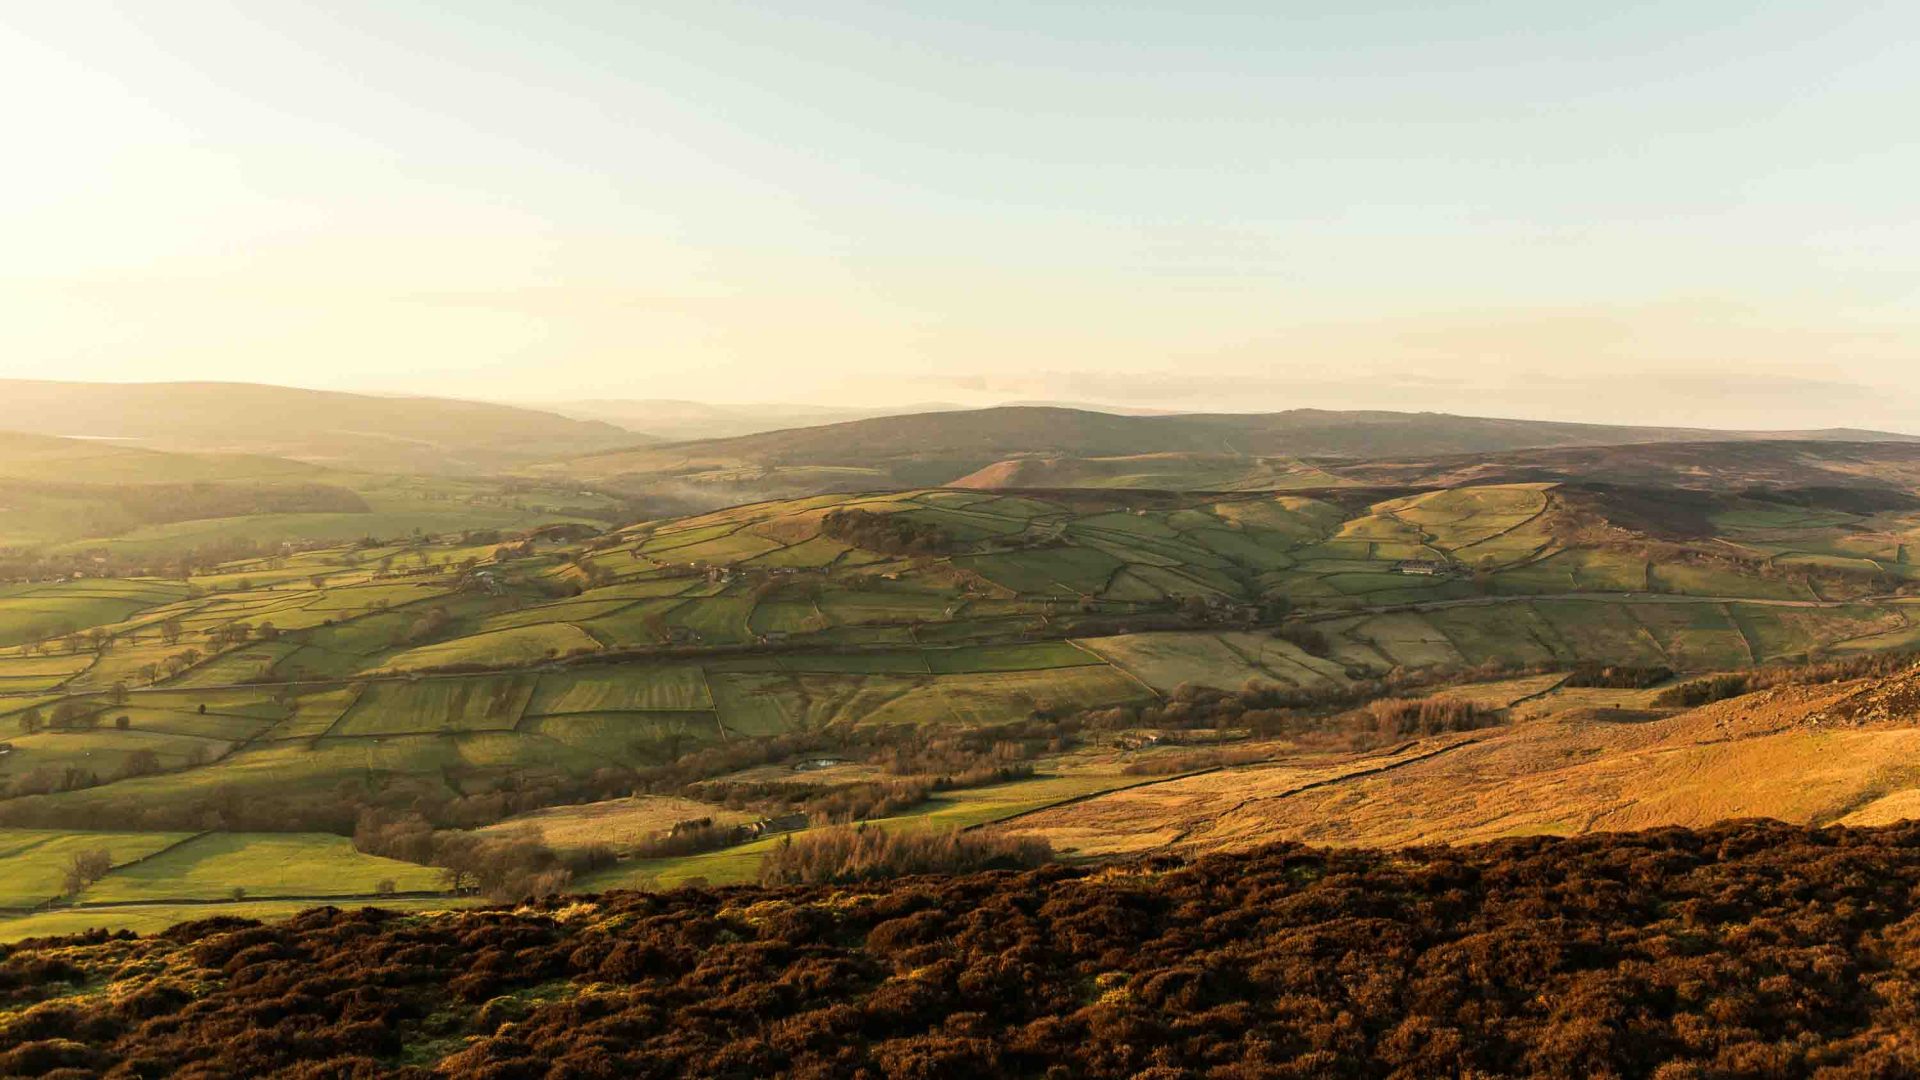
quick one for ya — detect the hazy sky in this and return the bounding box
[3,2,1916,429]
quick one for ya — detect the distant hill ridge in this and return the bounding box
[0,379,640,474]
[553,404,1919,502]
[591,405,1918,459]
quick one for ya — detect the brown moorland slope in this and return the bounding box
[7,820,1920,1077]
[1012,663,1920,857]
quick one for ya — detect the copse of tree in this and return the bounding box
[1653,651,1920,709]
[1655,672,1756,708]
[113,749,161,781]
[629,819,737,859]
[759,824,1053,885]
[1361,695,1496,737]
[1565,662,1674,689]
[61,848,112,896]
[352,812,574,902]
[1273,621,1332,657]
[819,508,955,555]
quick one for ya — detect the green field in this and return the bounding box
[74,832,447,902]
[0,829,197,908]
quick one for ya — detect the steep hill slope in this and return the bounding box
[0,380,638,474]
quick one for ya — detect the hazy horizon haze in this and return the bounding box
[2,2,1916,429]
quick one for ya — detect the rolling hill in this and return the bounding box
[957,439,1920,496]
[0,380,641,474]
[547,405,1920,506]
[540,398,959,441]
[1316,437,1920,492]
[0,431,624,554]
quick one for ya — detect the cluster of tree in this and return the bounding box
[1359,694,1496,736]
[400,605,454,645]
[1119,743,1275,775]
[60,848,113,897]
[819,508,955,555]
[758,823,1053,885]
[1654,648,1920,708]
[111,482,370,524]
[1564,661,1675,688]
[3,765,100,799]
[1071,663,1540,747]
[0,534,310,583]
[1656,672,1755,708]
[1272,620,1332,657]
[202,620,276,649]
[0,756,644,835]
[17,820,1920,1077]
[351,811,604,901]
[628,818,740,860]
[15,701,100,735]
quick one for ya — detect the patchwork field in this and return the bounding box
[5,475,1920,935]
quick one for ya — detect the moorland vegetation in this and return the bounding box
[7,820,1920,1076]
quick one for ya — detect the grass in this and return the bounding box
[76,832,447,902]
[524,712,721,757]
[1345,613,1463,669]
[922,640,1103,674]
[955,548,1123,596]
[709,672,804,735]
[1078,631,1277,692]
[528,667,714,714]
[0,830,197,908]
[380,622,601,670]
[331,676,536,736]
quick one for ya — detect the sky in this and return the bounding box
[1,1,1916,430]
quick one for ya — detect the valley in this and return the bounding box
[8,420,1920,941]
